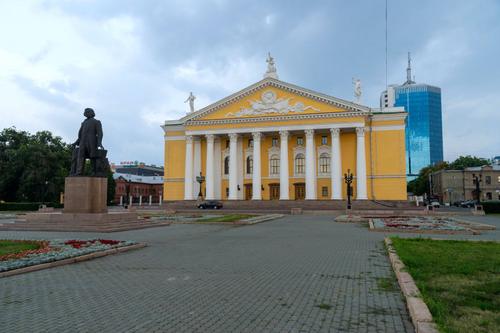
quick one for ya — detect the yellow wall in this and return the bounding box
[162,85,407,201]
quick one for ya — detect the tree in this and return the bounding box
[0,128,71,202]
[448,155,489,170]
[407,161,448,195]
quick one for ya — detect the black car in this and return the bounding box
[197,201,223,209]
[460,200,475,208]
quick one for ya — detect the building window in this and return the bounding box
[486,192,492,200]
[297,137,304,146]
[225,140,229,148]
[485,176,491,185]
[321,136,328,145]
[322,186,328,197]
[248,138,253,147]
[270,155,280,175]
[272,137,278,147]
[319,153,330,173]
[295,154,305,174]
[246,156,253,174]
[226,188,229,197]
[224,156,229,175]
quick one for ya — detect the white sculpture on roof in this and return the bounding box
[352,78,362,103]
[225,90,319,117]
[264,52,279,79]
[184,92,196,113]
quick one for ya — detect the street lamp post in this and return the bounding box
[472,173,482,204]
[344,169,354,210]
[196,172,205,200]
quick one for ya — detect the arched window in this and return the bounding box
[295,154,305,174]
[270,155,280,175]
[319,153,330,173]
[246,156,253,174]
[224,156,229,175]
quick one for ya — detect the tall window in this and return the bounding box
[225,140,229,148]
[297,137,304,146]
[246,156,253,174]
[319,153,330,173]
[295,154,305,174]
[321,136,328,145]
[224,156,229,175]
[486,176,491,185]
[272,137,278,147]
[248,138,254,147]
[270,155,280,175]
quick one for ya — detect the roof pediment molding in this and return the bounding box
[179,78,371,125]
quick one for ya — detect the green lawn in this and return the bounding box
[197,214,255,223]
[0,240,41,257]
[391,238,500,333]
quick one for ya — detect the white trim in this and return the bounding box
[179,78,371,123]
[369,125,405,131]
[164,135,186,141]
[185,122,365,136]
[371,113,406,121]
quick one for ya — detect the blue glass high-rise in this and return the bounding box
[395,84,443,177]
[380,54,443,178]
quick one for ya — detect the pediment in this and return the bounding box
[182,78,369,124]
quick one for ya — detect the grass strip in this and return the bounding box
[391,237,500,333]
[0,240,41,256]
[197,214,255,223]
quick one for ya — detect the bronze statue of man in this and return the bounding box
[71,108,104,176]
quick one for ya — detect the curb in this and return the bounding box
[0,242,147,278]
[384,238,439,333]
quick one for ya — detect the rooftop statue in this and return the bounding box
[184,92,196,113]
[70,108,109,177]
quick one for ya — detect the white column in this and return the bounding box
[279,130,289,200]
[119,196,123,206]
[193,137,201,196]
[149,195,152,206]
[330,128,342,199]
[214,139,222,199]
[159,195,162,205]
[356,127,368,200]
[184,135,194,200]
[139,195,142,206]
[252,132,262,200]
[228,133,239,200]
[305,129,317,200]
[129,195,133,206]
[205,134,215,200]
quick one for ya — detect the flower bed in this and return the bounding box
[0,238,138,273]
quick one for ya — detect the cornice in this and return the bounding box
[178,78,371,124]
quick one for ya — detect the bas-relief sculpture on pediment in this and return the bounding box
[225,90,320,118]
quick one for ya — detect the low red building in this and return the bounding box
[113,173,163,205]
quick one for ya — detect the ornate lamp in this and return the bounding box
[344,169,354,210]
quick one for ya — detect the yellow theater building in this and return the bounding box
[162,56,407,201]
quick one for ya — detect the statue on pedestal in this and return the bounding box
[70,108,109,177]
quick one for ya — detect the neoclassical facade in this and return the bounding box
[162,68,407,201]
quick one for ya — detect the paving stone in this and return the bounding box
[5,214,492,332]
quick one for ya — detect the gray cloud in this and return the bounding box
[1,0,499,165]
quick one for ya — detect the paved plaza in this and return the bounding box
[1,214,498,332]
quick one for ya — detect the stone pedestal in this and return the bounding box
[64,177,107,214]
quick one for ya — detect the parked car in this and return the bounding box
[429,201,440,208]
[460,200,475,208]
[197,201,223,209]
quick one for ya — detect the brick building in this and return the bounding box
[431,165,500,204]
[113,173,164,205]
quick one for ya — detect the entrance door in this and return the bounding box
[244,184,253,200]
[269,184,280,200]
[294,183,305,200]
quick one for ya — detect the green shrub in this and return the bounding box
[481,201,500,214]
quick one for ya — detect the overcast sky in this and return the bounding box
[1,0,499,166]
